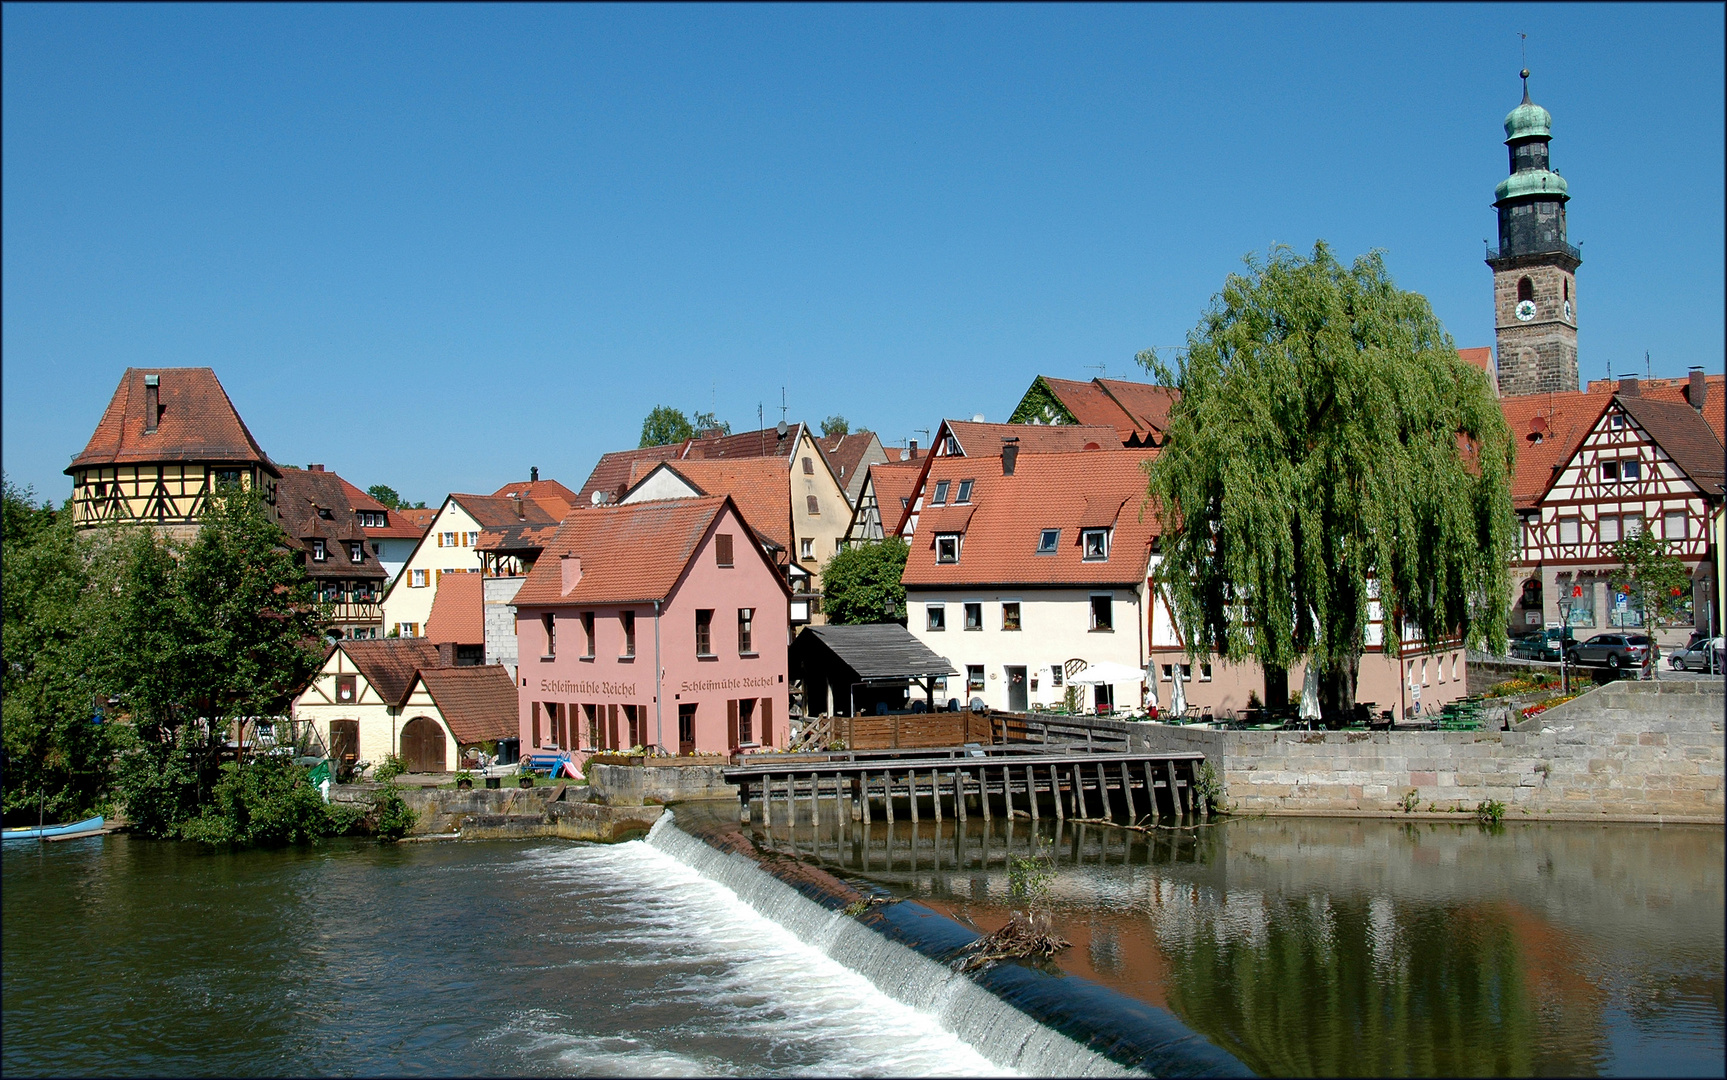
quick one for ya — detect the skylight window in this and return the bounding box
[955,479,973,504]
[1037,529,1060,554]
[931,480,950,505]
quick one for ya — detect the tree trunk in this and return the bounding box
[1318,656,1360,729]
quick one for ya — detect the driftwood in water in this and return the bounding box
[954,913,1071,972]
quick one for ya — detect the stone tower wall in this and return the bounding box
[1494,262,1579,395]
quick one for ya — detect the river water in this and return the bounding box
[4,814,1721,1077]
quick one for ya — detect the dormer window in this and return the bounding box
[936,534,960,563]
[317,507,334,520]
[1082,528,1109,561]
[1037,529,1060,554]
[311,539,327,561]
[954,479,973,504]
[348,541,364,563]
[931,480,950,505]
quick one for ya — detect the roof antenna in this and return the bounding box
[1645,350,1652,381]
[1086,362,1108,380]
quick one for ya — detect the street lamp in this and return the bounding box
[1556,593,1573,696]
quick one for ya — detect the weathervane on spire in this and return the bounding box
[1520,33,1530,102]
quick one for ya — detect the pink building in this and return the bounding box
[512,495,790,757]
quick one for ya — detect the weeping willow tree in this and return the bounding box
[1143,243,1517,721]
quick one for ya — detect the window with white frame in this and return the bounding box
[410,568,428,588]
[1050,665,1063,688]
[1600,460,1620,483]
[1558,517,1580,546]
[1622,459,1641,482]
[801,538,814,561]
[927,604,946,631]
[964,602,982,630]
[1600,515,1621,544]
[441,532,456,547]
[936,534,960,563]
[966,665,984,692]
[348,541,364,563]
[311,539,326,561]
[1082,529,1109,560]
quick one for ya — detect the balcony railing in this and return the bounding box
[1485,241,1581,262]
[322,602,382,623]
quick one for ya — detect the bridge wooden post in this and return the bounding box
[980,766,993,821]
[1052,765,1064,821]
[884,771,895,824]
[1026,765,1040,820]
[1095,762,1111,820]
[1120,761,1136,820]
[931,770,942,822]
[955,769,967,821]
[762,773,774,827]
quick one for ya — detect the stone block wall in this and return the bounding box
[483,576,524,678]
[1131,679,1723,822]
[588,762,735,806]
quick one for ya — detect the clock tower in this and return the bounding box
[1487,71,1579,396]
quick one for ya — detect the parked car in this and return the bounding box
[1567,632,1652,670]
[1669,636,1725,672]
[1509,627,1572,662]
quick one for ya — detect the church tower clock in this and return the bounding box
[1487,71,1580,396]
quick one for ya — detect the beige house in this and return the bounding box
[380,492,562,638]
[291,638,518,774]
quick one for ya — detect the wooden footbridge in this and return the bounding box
[723,746,1210,827]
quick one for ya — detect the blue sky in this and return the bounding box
[5,4,1722,505]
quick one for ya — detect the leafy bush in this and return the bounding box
[1475,799,1507,826]
[370,783,417,841]
[372,754,407,782]
[1193,761,1227,815]
[178,755,336,847]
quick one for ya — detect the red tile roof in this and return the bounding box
[414,665,520,744]
[396,507,439,531]
[1498,391,1604,510]
[946,419,1121,455]
[514,496,772,608]
[450,493,563,529]
[576,424,809,503]
[814,431,882,488]
[1457,347,1494,372]
[335,476,433,539]
[1585,374,1725,444]
[1617,395,1727,495]
[425,571,484,646]
[626,458,792,554]
[276,468,388,581]
[866,459,925,519]
[489,478,577,519]
[901,450,1159,588]
[67,367,279,475]
[1031,377,1178,444]
[339,638,442,704]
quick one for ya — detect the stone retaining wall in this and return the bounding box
[333,783,662,840]
[1130,679,1724,822]
[586,763,735,805]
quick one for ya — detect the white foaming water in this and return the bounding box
[642,814,1134,1077]
[508,828,1013,1077]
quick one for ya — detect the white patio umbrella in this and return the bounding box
[1169,665,1187,719]
[1144,664,1159,712]
[1067,660,1147,684]
[1299,664,1321,723]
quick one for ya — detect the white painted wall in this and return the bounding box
[379,498,485,636]
[905,586,1146,713]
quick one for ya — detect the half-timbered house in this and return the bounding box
[379,490,563,639]
[276,466,389,640]
[1508,381,1724,643]
[65,367,280,542]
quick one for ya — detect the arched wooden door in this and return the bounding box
[400,717,446,774]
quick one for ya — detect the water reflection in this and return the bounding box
[740,807,1724,1077]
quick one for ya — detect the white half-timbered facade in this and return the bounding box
[1511,392,1724,642]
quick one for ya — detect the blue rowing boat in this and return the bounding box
[3,815,105,842]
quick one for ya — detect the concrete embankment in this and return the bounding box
[1132,679,1724,823]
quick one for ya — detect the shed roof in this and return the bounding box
[792,623,958,684]
[413,665,519,744]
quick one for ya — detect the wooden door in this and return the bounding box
[329,719,359,776]
[1006,666,1028,712]
[400,717,446,774]
[678,704,697,755]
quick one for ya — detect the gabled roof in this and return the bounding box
[945,419,1120,455]
[1616,395,1727,495]
[1457,347,1494,373]
[449,493,564,529]
[1498,390,1604,511]
[489,478,577,519]
[413,665,519,744]
[425,572,484,646]
[475,522,560,554]
[1585,374,1725,444]
[577,444,688,504]
[576,425,808,504]
[1014,376,1178,445]
[625,457,791,554]
[514,495,785,608]
[275,468,388,581]
[791,623,958,684]
[814,431,878,480]
[338,638,442,704]
[67,367,279,475]
[867,458,926,518]
[901,450,1159,589]
[396,507,439,531]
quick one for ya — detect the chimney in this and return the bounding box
[309,464,325,472]
[908,439,918,458]
[560,553,582,595]
[143,374,159,434]
[513,495,524,520]
[1001,437,1020,476]
[435,642,456,668]
[1689,367,1706,412]
[1620,375,1640,397]
[531,466,539,482]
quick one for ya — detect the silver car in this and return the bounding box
[1669,636,1725,673]
[1567,633,1652,670]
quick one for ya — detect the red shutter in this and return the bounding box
[727,699,739,751]
[761,698,774,747]
[531,702,542,749]
[608,704,619,750]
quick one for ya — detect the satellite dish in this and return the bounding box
[591,491,605,506]
[776,420,788,438]
[971,413,985,423]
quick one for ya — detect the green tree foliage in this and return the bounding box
[640,406,696,448]
[177,754,348,847]
[819,538,908,624]
[1609,530,1692,665]
[692,410,732,436]
[365,484,425,510]
[820,415,850,437]
[1143,243,1516,722]
[2,478,124,823]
